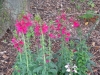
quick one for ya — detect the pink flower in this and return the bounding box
[57,34,61,38]
[66,32,71,37]
[22,13,32,20]
[73,50,77,53]
[56,23,62,31]
[12,38,24,53]
[73,21,80,28]
[42,23,48,34]
[15,20,28,34]
[15,13,33,34]
[19,40,24,45]
[49,33,56,39]
[60,12,66,20]
[62,27,67,35]
[34,22,48,35]
[34,25,41,36]
[46,60,50,63]
[69,17,74,22]
[65,37,70,42]
[69,17,80,28]
[25,21,33,27]
[50,25,56,30]
[55,19,60,23]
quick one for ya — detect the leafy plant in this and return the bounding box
[12,12,95,75]
[71,39,95,75]
[88,0,95,8]
[79,10,95,19]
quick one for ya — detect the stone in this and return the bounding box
[0,0,28,39]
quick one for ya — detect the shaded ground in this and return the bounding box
[0,0,100,75]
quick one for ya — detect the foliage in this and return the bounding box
[79,10,95,19]
[88,0,95,8]
[12,12,95,75]
[72,39,95,75]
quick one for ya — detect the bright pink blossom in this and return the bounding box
[42,23,48,34]
[69,17,80,28]
[60,12,66,20]
[66,32,71,37]
[15,20,28,34]
[62,27,67,35]
[25,21,33,27]
[34,25,41,36]
[15,13,33,34]
[55,19,60,23]
[22,13,32,20]
[73,21,80,28]
[48,13,72,41]
[12,38,24,53]
[50,25,56,30]
[49,33,56,39]
[69,17,74,22]
[65,37,70,42]
[56,23,62,31]
[57,34,61,38]
[34,22,48,36]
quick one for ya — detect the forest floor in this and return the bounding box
[0,0,100,75]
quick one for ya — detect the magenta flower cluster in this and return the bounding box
[12,38,24,53]
[15,13,33,34]
[34,22,48,36]
[12,12,80,52]
[12,13,33,53]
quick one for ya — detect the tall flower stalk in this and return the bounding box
[41,32,46,70]
[12,13,33,74]
[22,34,29,71]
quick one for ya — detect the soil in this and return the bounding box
[0,0,100,75]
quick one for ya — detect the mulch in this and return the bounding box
[0,0,100,75]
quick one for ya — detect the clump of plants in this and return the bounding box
[12,12,95,75]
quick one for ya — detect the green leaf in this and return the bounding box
[26,32,32,38]
[76,4,81,10]
[87,63,93,72]
[89,60,96,66]
[49,62,57,69]
[80,10,95,19]
[28,70,33,75]
[88,1,95,8]
[91,3,95,7]
[33,66,43,73]
[34,14,41,22]
[49,20,54,25]
[49,69,57,75]
[42,69,46,75]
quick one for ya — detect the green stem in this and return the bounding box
[23,34,29,72]
[19,52,22,62]
[48,36,51,61]
[41,33,46,69]
[61,37,64,60]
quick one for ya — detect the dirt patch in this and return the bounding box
[0,0,100,75]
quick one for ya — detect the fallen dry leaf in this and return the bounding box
[85,22,89,26]
[93,46,100,50]
[92,42,95,46]
[2,54,8,59]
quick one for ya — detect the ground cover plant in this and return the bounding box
[11,12,95,75]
